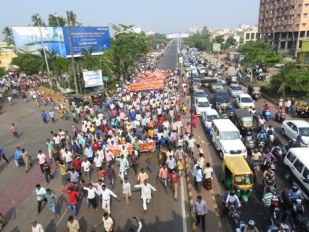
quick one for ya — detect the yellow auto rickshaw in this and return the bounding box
[221,156,253,203]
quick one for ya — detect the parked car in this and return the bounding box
[193,89,207,101]
[227,84,244,97]
[274,63,285,68]
[212,89,231,108]
[195,97,212,116]
[235,94,255,109]
[281,120,309,146]
[202,108,220,133]
[210,81,224,92]
[283,148,309,197]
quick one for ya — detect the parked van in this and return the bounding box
[210,119,247,159]
[283,148,309,197]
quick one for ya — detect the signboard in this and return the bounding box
[129,79,164,92]
[178,56,183,64]
[103,76,109,81]
[12,26,110,58]
[106,142,155,157]
[213,43,221,52]
[83,70,104,88]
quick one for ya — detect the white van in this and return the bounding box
[210,119,247,159]
[195,97,211,116]
[283,148,309,197]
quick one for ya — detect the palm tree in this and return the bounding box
[66,11,81,26]
[48,14,66,27]
[2,27,14,45]
[31,14,46,26]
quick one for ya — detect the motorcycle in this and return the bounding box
[263,109,271,121]
[257,139,267,153]
[271,145,285,163]
[246,139,255,156]
[251,160,261,183]
[291,198,305,222]
[263,159,276,170]
[228,203,241,228]
[276,111,286,123]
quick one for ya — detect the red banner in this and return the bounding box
[106,142,155,156]
[129,79,164,92]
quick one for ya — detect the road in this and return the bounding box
[1,41,190,232]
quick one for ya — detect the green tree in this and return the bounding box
[213,35,225,45]
[66,10,81,26]
[184,33,212,51]
[31,14,46,26]
[48,14,66,27]
[237,40,283,68]
[0,66,6,77]
[11,53,42,74]
[224,36,237,49]
[80,48,100,70]
[2,27,14,45]
[148,33,170,50]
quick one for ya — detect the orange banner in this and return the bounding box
[106,142,155,157]
[129,79,164,92]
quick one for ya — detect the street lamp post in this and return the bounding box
[190,70,194,135]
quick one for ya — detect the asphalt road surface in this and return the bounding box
[1,41,190,232]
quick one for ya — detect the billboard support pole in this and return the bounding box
[38,23,52,90]
[66,11,79,94]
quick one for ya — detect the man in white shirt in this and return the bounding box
[134,179,157,212]
[116,155,129,182]
[35,184,47,215]
[64,149,73,168]
[122,177,131,205]
[81,157,91,180]
[31,220,44,232]
[93,153,103,170]
[97,184,119,215]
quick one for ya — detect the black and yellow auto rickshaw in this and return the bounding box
[221,156,253,203]
[234,109,254,136]
[247,85,261,100]
[295,100,309,118]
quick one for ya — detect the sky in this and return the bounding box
[1,0,259,35]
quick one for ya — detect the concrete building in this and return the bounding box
[258,0,309,56]
[243,27,259,44]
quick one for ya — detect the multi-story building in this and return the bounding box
[243,27,259,44]
[258,0,309,56]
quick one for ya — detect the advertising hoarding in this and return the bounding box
[12,26,110,57]
[83,70,104,88]
[213,43,221,52]
[129,79,164,92]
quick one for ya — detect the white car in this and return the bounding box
[235,94,255,109]
[227,84,244,97]
[195,97,211,116]
[198,67,206,74]
[202,109,220,133]
[281,120,309,146]
[193,89,207,101]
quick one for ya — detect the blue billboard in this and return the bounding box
[12,26,111,58]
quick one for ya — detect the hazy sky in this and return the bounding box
[1,0,259,34]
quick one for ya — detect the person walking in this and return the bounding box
[10,123,18,138]
[97,183,119,215]
[49,110,55,123]
[159,164,169,192]
[46,139,54,160]
[81,157,92,180]
[137,168,149,184]
[67,215,80,232]
[22,148,32,172]
[262,187,274,220]
[7,95,12,106]
[81,183,99,212]
[134,179,157,212]
[35,184,47,215]
[46,189,60,218]
[195,166,203,193]
[42,162,53,185]
[14,147,23,167]
[95,212,114,232]
[37,150,47,174]
[193,195,208,232]
[106,165,116,189]
[130,151,139,175]
[31,220,44,232]
[61,187,79,217]
[169,169,180,200]
[58,160,68,186]
[116,154,129,182]
[0,147,9,164]
[203,162,214,190]
[122,177,131,205]
[41,111,47,124]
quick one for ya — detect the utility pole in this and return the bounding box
[38,21,52,90]
[66,10,79,93]
[190,70,193,135]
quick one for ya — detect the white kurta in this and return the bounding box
[134,183,156,211]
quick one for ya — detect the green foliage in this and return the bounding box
[224,36,237,49]
[0,66,6,76]
[237,40,283,67]
[148,33,170,50]
[11,53,42,74]
[270,64,309,97]
[213,35,224,45]
[2,27,14,45]
[184,33,212,51]
[48,14,66,27]
[31,14,46,26]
